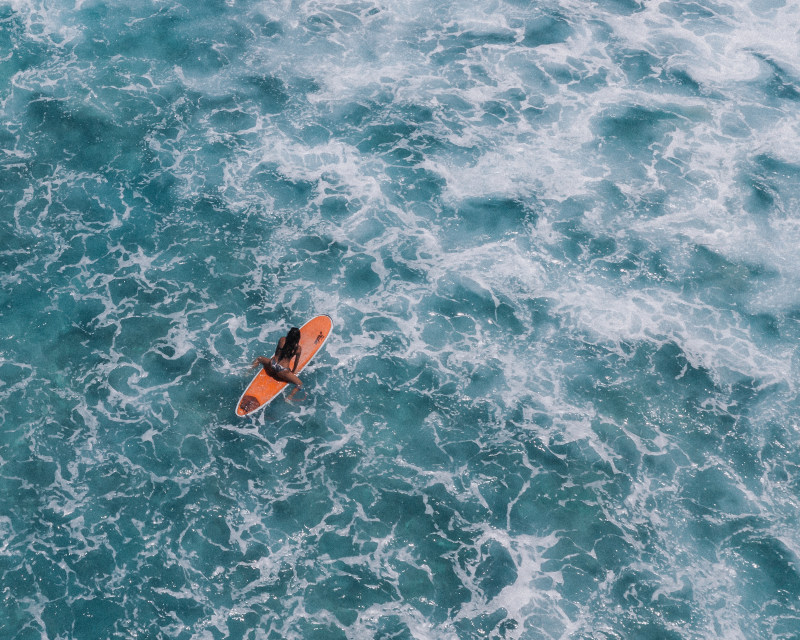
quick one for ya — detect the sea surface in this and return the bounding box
[2,0,800,638]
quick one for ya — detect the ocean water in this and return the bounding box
[2,0,800,638]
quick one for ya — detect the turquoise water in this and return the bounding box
[2,0,800,637]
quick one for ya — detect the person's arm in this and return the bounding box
[291,346,302,373]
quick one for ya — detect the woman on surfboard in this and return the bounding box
[251,326,304,399]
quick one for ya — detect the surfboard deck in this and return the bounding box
[236,314,332,417]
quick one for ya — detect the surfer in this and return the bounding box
[251,326,304,400]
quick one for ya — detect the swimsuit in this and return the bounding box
[263,359,286,375]
[264,339,298,377]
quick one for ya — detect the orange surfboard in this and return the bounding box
[236,315,333,417]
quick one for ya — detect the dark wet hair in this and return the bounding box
[280,327,301,360]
